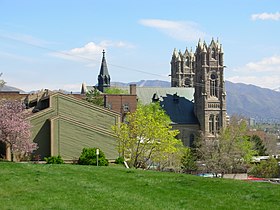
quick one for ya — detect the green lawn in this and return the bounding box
[0,162,279,210]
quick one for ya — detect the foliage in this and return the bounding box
[0,100,38,161]
[113,102,184,169]
[1,162,280,209]
[249,158,280,178]
[104,87,128,94]
[44,155,64,164]
[249,135,267,156]
[115,156,125,164]
[195,117,256,176]
[181,147,197,173]
[0,73,5,87]
[85,88,104,106]
[78,148,108,166]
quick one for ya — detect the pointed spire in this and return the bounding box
[184,47,189,56]
[81,82,87,94]
[98,50,110,92]
[220,44,224,54]
[99,49,109,76]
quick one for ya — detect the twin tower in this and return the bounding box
[171,39,227,136]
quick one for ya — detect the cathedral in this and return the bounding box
[84,38,227,146]
[170,38,227,138]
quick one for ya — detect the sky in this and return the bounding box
[0,0,280,92]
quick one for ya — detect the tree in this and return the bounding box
[0,100,38,161]
[249,135,267,156]
[195,117,256,176]
[104,88,128,94]
[181,148,197,173]
[113,102,184,169]
[85,88,104,106]
[249,158,279,178]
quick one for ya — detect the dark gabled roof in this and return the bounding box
[135,87,198,125]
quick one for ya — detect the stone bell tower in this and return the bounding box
[170,48,195,87]
[194,39,227,136]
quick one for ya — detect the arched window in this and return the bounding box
[210,74,218,97]
[209,115,214,134]
[215,115,220,132]
[211,48,216,59]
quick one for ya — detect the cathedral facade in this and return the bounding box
[171,39,227,137]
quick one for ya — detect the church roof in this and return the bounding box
[135,87,198,125]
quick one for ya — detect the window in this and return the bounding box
[210,74,218,97]
[209,115,214,134]
[215,115,220,132]
[123,103,129,112]
[211,48,216,59]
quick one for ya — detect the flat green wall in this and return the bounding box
[28,93,120,160]
[52,117,118,160]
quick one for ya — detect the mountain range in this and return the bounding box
[2,80,280,123]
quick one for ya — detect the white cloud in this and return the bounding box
[50,41,134,63]
[227,75,280,90]
[139,19,206,41]
[234,55,280,73]
[228,55,280,89]
[251,12,280,21]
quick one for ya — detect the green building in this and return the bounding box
[25,90,120,161]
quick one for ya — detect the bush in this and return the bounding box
[44,155,64,164]
[249,158,280,178]
[78,148,108,166]
[115,156,125,164]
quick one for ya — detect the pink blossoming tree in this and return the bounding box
[0,100,38,161]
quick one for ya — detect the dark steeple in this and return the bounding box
[97,50,110,92]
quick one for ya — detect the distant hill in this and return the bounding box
[0,85,25,93]
[111,80,170,87]
[225,81,280,123]
[112,80,280,123]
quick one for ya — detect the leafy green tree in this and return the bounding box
[85,88,104,107]
[195,117,256,176]
[104,88,128,94]
[181,148,197,173]
[113,102,183,169]
[250,135,267,156]
[249,158,279,178]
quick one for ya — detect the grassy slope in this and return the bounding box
[0,162,279,210]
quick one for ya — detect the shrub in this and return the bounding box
[115,156,125,164]
[44,156,64,164]
[78,148,108,166]
[249,158,280,178]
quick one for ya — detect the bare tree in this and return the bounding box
[195,117,256,177]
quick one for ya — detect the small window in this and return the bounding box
[123,103,129,112]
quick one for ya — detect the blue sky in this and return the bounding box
[0,0,280,92]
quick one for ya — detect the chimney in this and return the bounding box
[129,84,136,95]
